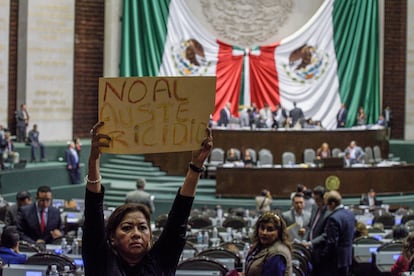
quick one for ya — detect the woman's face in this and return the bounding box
[112,211,151,264]
[258,222,279,247]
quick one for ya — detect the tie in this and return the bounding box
[310,208,321,240]
[40,209,46,234]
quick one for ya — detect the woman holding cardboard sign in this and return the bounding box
[82,121,213,275]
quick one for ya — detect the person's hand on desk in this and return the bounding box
[51,229,63,240]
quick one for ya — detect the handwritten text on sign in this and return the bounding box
[98,76,216,154]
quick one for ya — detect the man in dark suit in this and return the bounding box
[360,188,382,207]
[218,102,231,127]
[336,103,347,128]
[289,102,305,127]
[17,186,63,245]
[304,185,330,276]
[320,190,355,276]
[27,124,46,162]
[66,141,81,184]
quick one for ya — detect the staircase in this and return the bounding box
[99,155,261,217]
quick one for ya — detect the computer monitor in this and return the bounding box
[52,199,65,209]
[3,264,48,276]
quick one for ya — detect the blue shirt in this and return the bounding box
[0,247,27,264]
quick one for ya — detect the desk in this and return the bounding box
[145,128,389,175]
[216,164,414,198]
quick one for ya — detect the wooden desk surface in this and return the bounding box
[215,164,414,198]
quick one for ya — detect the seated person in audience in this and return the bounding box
[255,189,272,213]
[0,131,20,168]
[376,114,386,126]
[4,190,32,226]
[360,188,382,207]
[17,186,63,245]
[356,106,367,126]
[345,140,365,164]
[316,142,331,159]
[0,226,27,264]
[242,149,255,168]
[354,221,368,240]
[391,232,414,276]
[282,192,311,241]
[226,148,240,163]
[343,151,352,167]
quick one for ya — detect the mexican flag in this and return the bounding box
[120,0,379,129]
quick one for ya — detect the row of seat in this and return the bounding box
[176,241,310,275]
[205,144,386,173]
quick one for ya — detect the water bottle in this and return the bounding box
[72,239,79,255]
[226,227,232,242]
[203,231,209,247]
[212,227,218,239]
[217,206,223,219]
[197,231,203,245]
[61,237,68,254]
[242,242,250,272]
[62,265,70,276]
[49,264,59,276]
[77,226,83,240]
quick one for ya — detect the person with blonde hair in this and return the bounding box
[316,142,331,159]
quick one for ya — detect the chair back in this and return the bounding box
[282,151,296,166]
[222,216,247,230]
[373,214,395,229]
[373,145,383,162]
[155,213,168,228]
[292,250,310,275]
[189,215,213,229]
[303,148,316,164]
[196,248,241,271]
[377,241,403,252]
[25,252,76,272]
[210,148,225,163]
[364,146,374,164]
[332,148,342,157]
[177,256,229,276]
[245,148,257,163]
[19,240,41,253]
[258,149,273,167]
[226,148,241,161]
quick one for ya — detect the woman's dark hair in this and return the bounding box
[251,212,292,252]
[106,203,152,243]
[1,226,20,248]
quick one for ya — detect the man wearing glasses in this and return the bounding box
[17,186,63,245]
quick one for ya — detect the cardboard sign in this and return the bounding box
[98,76,216,154]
